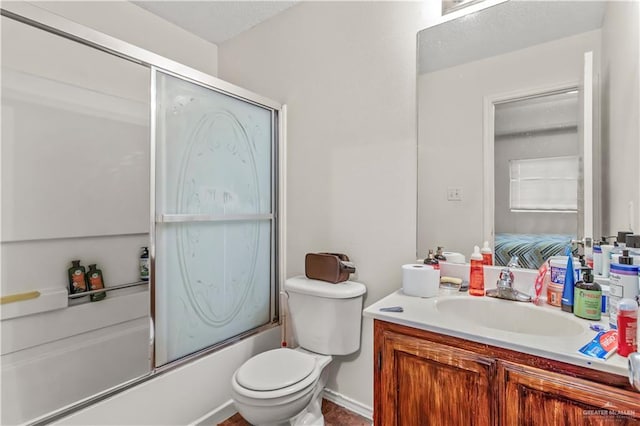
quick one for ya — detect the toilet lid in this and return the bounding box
[236,348,316,391]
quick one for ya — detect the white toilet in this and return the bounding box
[231,276,366,426]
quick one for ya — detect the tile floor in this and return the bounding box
[217,399,371,426]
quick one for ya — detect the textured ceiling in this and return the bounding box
[418,1,607,74]
[133,1,299,45]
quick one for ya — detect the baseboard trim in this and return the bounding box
[322,388,373,421]
[190,399,236,426]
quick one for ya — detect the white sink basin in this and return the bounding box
[435,297,585,337]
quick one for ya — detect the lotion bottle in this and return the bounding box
[469,246,484,296]
[601,244,614,277]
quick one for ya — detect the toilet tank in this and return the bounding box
[284,276,366,355]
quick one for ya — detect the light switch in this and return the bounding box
[447,187,462,201]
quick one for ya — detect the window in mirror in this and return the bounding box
[509,156,579,212]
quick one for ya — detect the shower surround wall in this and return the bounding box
[1,2,282,425]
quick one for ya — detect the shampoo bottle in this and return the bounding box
[573,267,601,320]
[68,260,87,295]
[469,246,484,296]
[481,241,493,266]
[87,264,106,302]
[435,246,447,262]
[140,247,150,281]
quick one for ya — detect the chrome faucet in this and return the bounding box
[486,256,532,302]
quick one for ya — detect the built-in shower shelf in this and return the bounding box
[67,280,148,299]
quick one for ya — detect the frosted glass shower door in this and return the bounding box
[154,71,275,366]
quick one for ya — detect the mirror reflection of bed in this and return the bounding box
[493,89,580,269]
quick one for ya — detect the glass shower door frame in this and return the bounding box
[150,67,281,369]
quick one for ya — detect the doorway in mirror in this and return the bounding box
[492,89,580,269]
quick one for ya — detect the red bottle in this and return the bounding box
[469,245,485,296]
[481,241,493,266]
[617,298,638,357]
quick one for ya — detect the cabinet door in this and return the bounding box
[500,361,640,425]
[375,322,496,426]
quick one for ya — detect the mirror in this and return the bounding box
[417,0,639,266]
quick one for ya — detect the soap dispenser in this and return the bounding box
[573,267,601,320]
[424,249,440,270]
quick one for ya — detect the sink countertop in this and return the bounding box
[363,288,630,378]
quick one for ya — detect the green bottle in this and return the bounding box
[68,260,87,295]
[87,264,107,302]
[573,267,601,320]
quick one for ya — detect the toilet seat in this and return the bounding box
[236,348,316,391]
[232,349,323,401]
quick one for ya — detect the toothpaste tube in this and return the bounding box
[578,330,618,359]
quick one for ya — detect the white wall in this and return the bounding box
[26,0,218,76]
[417,30,601,256]
[218,1,424,411]
[601,1,640,235]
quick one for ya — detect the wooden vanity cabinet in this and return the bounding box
[500,362,640,425]
[374,320,640,426]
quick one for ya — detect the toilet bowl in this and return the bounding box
[231,348,332,426]
[230,277,366,425]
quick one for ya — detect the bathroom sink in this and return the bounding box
[435,297,585,337]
